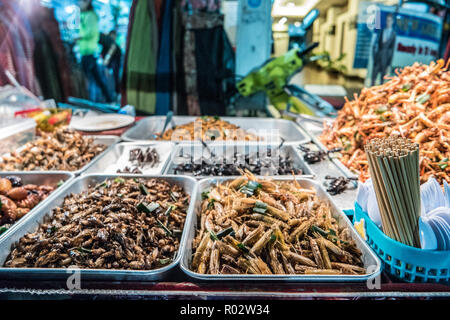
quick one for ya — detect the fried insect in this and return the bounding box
[320,60,450,184]
[4,178,189,270]
[190,172,365,275]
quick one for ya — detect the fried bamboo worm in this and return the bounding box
[192,233,210,269]
[209,244,220,274]
[331,262,366,274]
[304,269,343,275]
[289,220,312,242]
[287,251,317,267]
[318,237,332,269]
[310,238,325,269]
[268,245,285,274]
[242,225,264,246]
[197,239,213,274]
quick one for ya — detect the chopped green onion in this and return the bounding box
[209,230,219,241]
[255,201,267,209]
[270,233,277,243]
[170,192,178,202]
[156,219,173,236]
[137,202,160,214]
[57,180,64,188]
[439,163,448,170]
[216,227,234,239]
[237,243,250,253]
[416,93,430,105]
[311,225,328,237]
[165,205,176,216]
[375,105,388,114]
[401,83,412,92]
[139,184,149,195]
[159,258,171,265]
[253,207,267,214]
[76,247,92,254]
[0,226,8,235]
[201,190,210,200]
[94,181,107,190]
[207,199,216,210]
[114,178,125,184]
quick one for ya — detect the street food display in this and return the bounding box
[116,147,160,174]
[158,116,260,141]
[0,128,107,172]
[0,176,55,233]
[4,178,189,270]
[190,172,365,275]
[320,60,450,184]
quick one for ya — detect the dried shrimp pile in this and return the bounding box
[0,128,106,172]
[4,178,189,270]
[158,116,260,141]
[320,60,450,184]
[191,172,365,275]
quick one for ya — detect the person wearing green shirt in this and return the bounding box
[78,0,114,102]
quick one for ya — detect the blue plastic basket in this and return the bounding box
[354,202,450,283]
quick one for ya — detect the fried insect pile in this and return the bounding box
[158,116,260,141]
[4,178,189,270]
[174,148,302,177]
[117,147,160,174]
[0,176,55,231]
[191,172,365,275]
[0,128,106,171]
[320,60,450,184]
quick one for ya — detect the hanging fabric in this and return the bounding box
[0,1,41,96]
[155,0,173,115]
[122,0,159,114]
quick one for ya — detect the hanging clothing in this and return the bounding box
[155,0,173,115]
[0,0,41,95]
[122,0,158,114]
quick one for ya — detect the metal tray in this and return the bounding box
[180,176,381,282]
[0,174,198,281]
[0,172,74,242]
[82,141,175,176]
[0,136,119,176]
[164,143,315,179]
[122,116,310,144]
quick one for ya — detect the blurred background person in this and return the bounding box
[99,30,122,95]
[77,0,114,102]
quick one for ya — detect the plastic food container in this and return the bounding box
[0,118,36,155]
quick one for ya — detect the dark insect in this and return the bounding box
[324,175,358,195]
[5,176,23,188]
[117,148,159,174]
[298,145,342,164]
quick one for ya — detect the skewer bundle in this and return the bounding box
[364,137,421,248]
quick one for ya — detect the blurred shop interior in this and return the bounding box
[0,0,448,118]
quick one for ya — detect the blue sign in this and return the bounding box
[248,0,261,8]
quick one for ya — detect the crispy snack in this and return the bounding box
[158,116,260,141]
[0,176,55,233]
[320,60,450,184]
[4,178,189,270]
[190,172,365,275]
[0,128,106,172]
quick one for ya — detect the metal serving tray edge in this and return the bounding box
[163,143,315,180]
[122,116,310,144]
[0,172,74,242]
[0,136,120,177]
[180,176,381,282]
[0,174,198,281]
[81,141,175,176]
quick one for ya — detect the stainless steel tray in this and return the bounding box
[82,141,175,176]
[0,172,74,242]
[164,143,314,179]
[0,174,198,281]
[180,176,381,282]
[122,116,310,144]
[0,136,119,176]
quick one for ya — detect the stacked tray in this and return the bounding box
[180,176,381,282]
[82,141,174,176]
[0,136,119,176]
[122,116,310,144]
[164,143,315,179]
[0,174,197,281]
